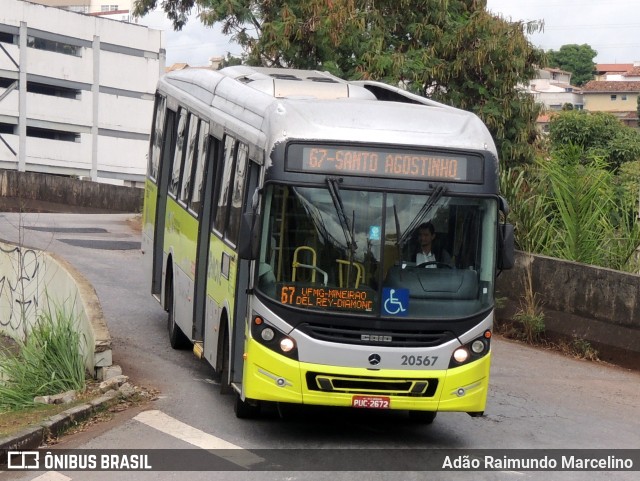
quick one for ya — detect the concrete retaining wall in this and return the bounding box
[0,170,144,213]
[0,240,111,377]
[496,251,640,369]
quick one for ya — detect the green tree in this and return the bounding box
[133,0,350,68]
[546,44,597,87]
[350,2,546,166]
[134,0,545,165]
[548,111,640,169]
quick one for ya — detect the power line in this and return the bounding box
[544,24,640,30]
[489,0,638,7]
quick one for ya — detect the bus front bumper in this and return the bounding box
[242,339,490,413]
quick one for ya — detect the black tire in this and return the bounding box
[218,321,234,395]
[408,410,437,424]
[234,394,260,419]
[167,276,190,350]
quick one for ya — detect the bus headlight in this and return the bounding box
[449,330,491,368]
[261,327,275,342]
[453,348,469,363]
[251,315,298,360]
[280,338,295,353]
[471,339,486,354]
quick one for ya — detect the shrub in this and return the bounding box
[0,303,85,411]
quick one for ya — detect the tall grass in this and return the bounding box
[0,302,85,411]
[501,145,640,271]
[499,166,552,253]
[512,254,546,344]
[537,145,616,266]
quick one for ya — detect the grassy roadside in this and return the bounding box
[0,383,99,439]
[0,306,85,411]
[0,375,158,441]
[1,213,149,444]
[0,311,87,441]
[0,307,123,441]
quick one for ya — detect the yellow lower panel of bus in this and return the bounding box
[243,339,490,413]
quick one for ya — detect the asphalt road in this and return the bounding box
[1,212,639,481]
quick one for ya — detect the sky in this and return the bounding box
[135,8,244,67]
[486,0,640,64]
[136,0,640,67]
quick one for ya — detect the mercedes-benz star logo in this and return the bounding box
[368,354,381,366]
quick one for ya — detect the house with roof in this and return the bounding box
[581,80,640,127]
[622,65,640,81]
[527,68,583,116]
[536,113,553,134]
[594,63,634,81]
[542,67,572,85]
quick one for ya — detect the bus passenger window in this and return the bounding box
[168,110,189,198]
[179,116,200,205]
[226,142,248,244]
[213,136,237,234]
[189,122,210,215]
[148,95,166,181]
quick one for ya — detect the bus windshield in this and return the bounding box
[257,184,498,320]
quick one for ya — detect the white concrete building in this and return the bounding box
[528,79,583,111]
[0,0,164,185]
[528,68,583,112]
[29,1,135,20]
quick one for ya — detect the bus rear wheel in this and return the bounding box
[408,410,437,425]
[218,321,234,395]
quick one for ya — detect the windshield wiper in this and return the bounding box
[396,184,447,248]
[326,177,358,253]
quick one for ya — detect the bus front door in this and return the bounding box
[152,109,176,298]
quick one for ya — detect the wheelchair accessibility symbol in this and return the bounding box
[382,288,409,316]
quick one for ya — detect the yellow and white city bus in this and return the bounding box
[142,66,514,423]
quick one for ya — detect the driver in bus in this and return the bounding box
[414,222,452,268]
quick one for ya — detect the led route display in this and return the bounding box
[285,144,484,183]
[280,284,375,312]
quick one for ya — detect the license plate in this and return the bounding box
[352,395,390,409]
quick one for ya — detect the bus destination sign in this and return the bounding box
[280,284,374,312]
[286,144,483,183]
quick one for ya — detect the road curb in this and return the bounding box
[0,390,119,453]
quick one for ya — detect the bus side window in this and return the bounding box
[226,142,248,245]
[179,116,200,207]
[168,109,189,198]
[213,135,237,235]
[189,122,210,215]
[148,94,166,182]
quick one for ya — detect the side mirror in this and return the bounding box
[498,223,515,270]
[238,212,259,260]
[499,195,510,217]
